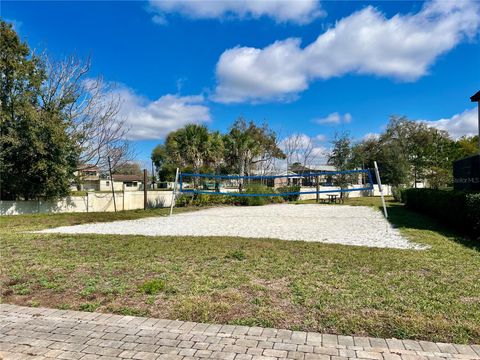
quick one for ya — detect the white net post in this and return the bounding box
[169,168,179,216]
[374,161,388,218]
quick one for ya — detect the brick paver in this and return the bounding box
[0,304,478,360]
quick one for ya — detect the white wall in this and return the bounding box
[1,185,393,215]
[1,191,173,215]
[298,184,392,200]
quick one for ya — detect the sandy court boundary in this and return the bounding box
[38,204,425,249]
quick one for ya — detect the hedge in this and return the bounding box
[402,188,480,240]
[176,184,284,207]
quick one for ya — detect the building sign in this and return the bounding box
[453,154,480,191]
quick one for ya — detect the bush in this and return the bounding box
[466,193,480,237]
[175,194,193,207]
[392,185,406,202]
[277,185,301,202]
[176,184,284,207]
[192,194,234,206]
[402,188,480,240]
[176,193,235,207]
[239,183,282,206]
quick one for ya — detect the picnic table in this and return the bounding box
[327,194,338,203]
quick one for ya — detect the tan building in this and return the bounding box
[72,165,143,192]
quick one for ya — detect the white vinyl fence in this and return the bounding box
[298,184,392,200]
[1,185,392,215]
[1,191,174,215]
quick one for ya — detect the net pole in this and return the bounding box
[169,168,179,216]
[374,161,388,218]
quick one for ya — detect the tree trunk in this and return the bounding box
[239,154,245,192]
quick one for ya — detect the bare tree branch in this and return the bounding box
[282,133,315,169]
[40,54,133,172]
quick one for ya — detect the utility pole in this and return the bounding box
[151,161,156,190]
[107,156,117,212]
[143,169,148,210]
[470,90,480,153]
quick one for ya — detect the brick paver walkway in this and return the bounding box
[0,304,478,360]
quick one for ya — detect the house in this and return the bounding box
[260,171,302,188]
[289,164,337,186]
[96,174,144,192]
[71,165,144,192]
[71,164,100,191]
[289,164,364,186]
[111,174,143,191]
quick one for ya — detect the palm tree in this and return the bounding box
[205,131,225,171]
[224,118,256,190]
[166,124,225,188]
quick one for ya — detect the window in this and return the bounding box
[133,182,138,187]
[106,181,110,186]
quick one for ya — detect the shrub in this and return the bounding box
[175,194,193,207]
[402,188,480,240]
[176,184,284,207]
[466,193,480,237]
[276,185,301,202]
[176,193,235,207]
[200,194,237,206]
[392,185,406,202]
[239,183,282,206]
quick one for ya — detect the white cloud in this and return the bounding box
[423,108,478,139]
[362,132,380,141]
[280,133,328,166]
[280,133,312,149]
[112,86,211,140]
[213,0,480,103]
[310,146,328,164]
[148,0,323,25]
[315,134,327,142]
[314,112,352,125]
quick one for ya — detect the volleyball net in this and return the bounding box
[178,169,374,197]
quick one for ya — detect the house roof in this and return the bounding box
[112,174,143,182]
[78,164,99,171]
[307,164,337,171]
[290,164,337,172]
[258,171,302,177]
[471,90,480,102]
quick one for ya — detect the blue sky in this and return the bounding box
[3,0,480,164]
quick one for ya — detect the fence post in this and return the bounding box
[122,184,126,211]
[144,169,148,210]
[316,175,320,203]
[108,156,117,212]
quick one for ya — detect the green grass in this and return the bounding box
[1,199,479,343]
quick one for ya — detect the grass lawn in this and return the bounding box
[1,198,479,344]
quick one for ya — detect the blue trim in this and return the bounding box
[181,185,373,197]
[181,169,367,180]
